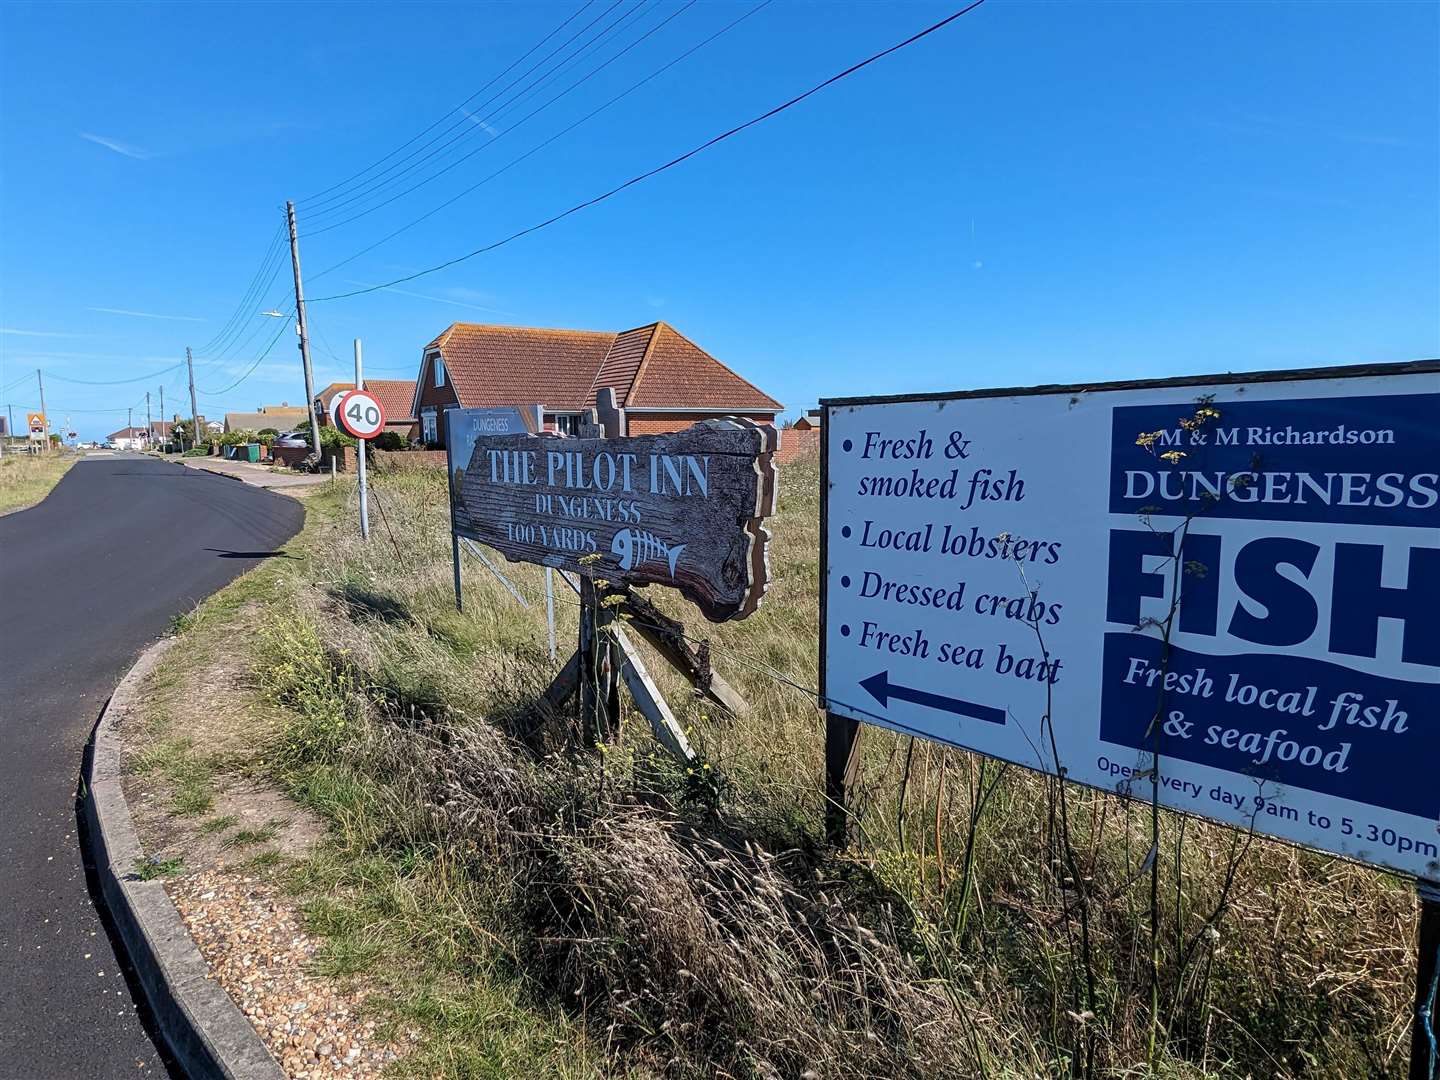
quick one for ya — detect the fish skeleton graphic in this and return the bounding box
[610,528,685,579]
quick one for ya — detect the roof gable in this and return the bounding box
[625,323,781,412]
[590,323,658,406]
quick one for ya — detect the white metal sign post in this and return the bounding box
[336,346,386,540]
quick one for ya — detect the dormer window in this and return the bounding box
[434,355,446,388]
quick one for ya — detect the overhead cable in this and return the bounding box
[309,0,988,304]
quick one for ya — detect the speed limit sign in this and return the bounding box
[336,389,386,440]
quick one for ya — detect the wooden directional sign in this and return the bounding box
[449,419,778,621]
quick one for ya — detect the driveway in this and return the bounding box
[0,454,304,1077]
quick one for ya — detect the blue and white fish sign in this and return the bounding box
[821,362,1440,879]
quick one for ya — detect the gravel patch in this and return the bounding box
[169,869,408,1079]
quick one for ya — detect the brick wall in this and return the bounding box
[272,445,305,469]
[775,426,819,464]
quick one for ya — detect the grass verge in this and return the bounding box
[151,459,1417,1079]
[0,450,80,513]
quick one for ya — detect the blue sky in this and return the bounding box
[1,0,1436,440]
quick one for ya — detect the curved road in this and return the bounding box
[0,454,304,1078]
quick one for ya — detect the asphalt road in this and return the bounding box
[0,454,304,1078]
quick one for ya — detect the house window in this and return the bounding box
[434,355,445,388]
[552,414,575,435]
[421,409,438,444]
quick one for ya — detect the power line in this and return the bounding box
[309,0,988,304]
[194,221,288,356]
[196,312,294,397]
[309,0,770,282]
[302,0,649,228]
[303,0,707,239]
[193,246,292,366]
[45,361,186,386]
[297,0,597,207]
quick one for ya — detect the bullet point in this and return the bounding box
[840,624,851,637]
[841,525,852,538]
[842,438,853,452]
[841,575,851,588]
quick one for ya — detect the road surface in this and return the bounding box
[0,454,304,1078]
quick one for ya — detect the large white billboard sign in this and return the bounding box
[822,363,1439,879]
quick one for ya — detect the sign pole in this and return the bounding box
[545,567,557,660]
[824,712,863,848]
[1412,880,1440,1080]
[354,339,370,540]
[451,533,464,612]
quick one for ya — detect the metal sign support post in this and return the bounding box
[1412,879,1440,1080]
[817,405,862,848]
[354,339,370,541]
[545,567,557,659]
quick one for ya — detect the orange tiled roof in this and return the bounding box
[427,321,780,413]
[318,380,417,422]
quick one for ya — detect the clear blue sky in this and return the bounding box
[1,0,1436,440]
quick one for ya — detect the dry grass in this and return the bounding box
[0,449,79,513]
[173,458,1418,1079]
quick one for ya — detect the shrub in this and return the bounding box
[320,426,356,450]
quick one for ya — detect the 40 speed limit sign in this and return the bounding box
[335,389,386,440]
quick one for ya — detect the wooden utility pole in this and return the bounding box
[36,369,50,452]
[285,201,323,464]
[186,347,200,452]
[145,392,152,451]
[127,407,133,448]
[158,385,165,450]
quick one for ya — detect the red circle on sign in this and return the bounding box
[337,389,386,439]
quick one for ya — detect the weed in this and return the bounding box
[224,824,279,849]
[134,855,184,880]
[243,850,285,872]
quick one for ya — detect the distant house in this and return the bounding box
[411,321,782,447]
[315,380,419,440]
[223,403,309,434]
[108,425,149,451]
[792,409,822,431]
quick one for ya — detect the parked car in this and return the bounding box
[272,431,311,448]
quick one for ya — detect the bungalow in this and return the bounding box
[108,425,149,451]
[792,409,822,431]
[315,380,419,440]
[410,321,782,447]
[223,403,310,434]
